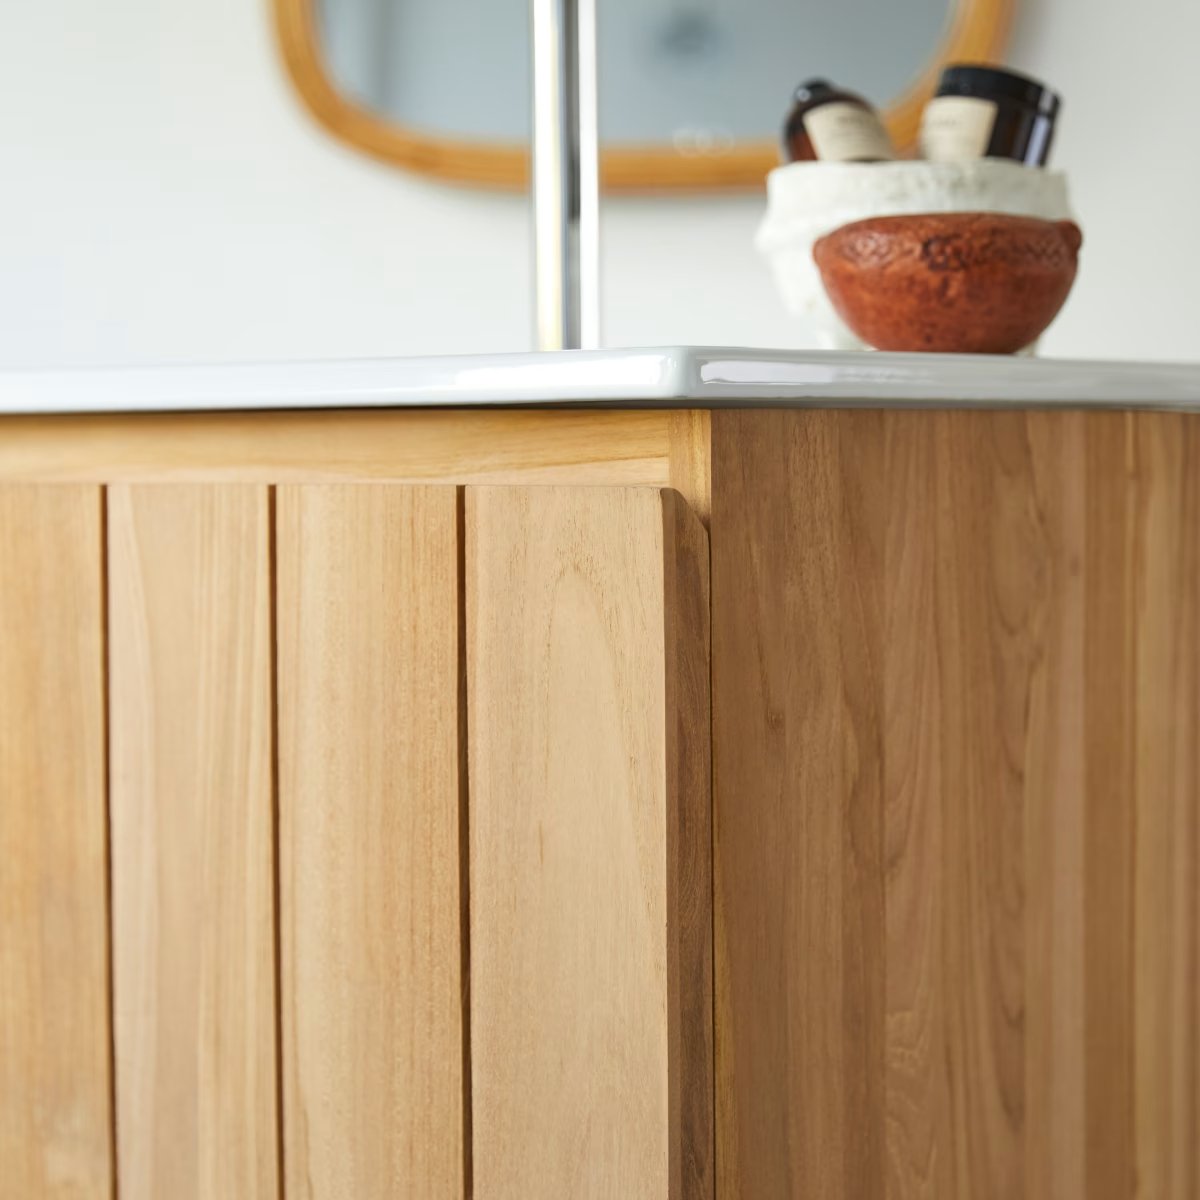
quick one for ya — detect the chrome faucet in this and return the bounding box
[530,0,600,350]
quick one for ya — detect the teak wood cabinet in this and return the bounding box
[1,407,1197,1199]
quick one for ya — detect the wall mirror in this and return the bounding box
[274,0,1013,191]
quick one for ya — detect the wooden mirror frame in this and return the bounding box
[274,0,1015,191]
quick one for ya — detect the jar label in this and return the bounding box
[920,95,998,161]
[802,102,894,162]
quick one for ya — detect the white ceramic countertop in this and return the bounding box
[1,347,1199,414]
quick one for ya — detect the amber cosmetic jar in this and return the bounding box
[920,64,1061,167]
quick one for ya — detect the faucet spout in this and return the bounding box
[531,0,600,350]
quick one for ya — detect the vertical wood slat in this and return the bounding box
[710,409,1200,1199]
[1131,415,1199,1200]
[0,485,112,1199]
[107,485,276,1200]
[1081,416,1138,1200]
[466,485,713,1199]
[1022,414,1087,1200]
[710,414,886,1200]
[880,412,946,1199]
[277,484,464,1200]
[883,412,1061,1197]
[923,415,1032,1195]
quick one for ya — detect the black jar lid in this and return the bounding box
[936,64,1061,116]
[793,79,836,102]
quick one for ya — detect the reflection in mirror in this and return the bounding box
[316,0,952,148]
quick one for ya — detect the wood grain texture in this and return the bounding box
[662,489,716,1197]
[711,412,885,1200]
[1081,415,1137,1200]
[0,485,112,1199]
[901,413,1031,1197]
[1130,416,1199,1200]
[0,408,673,487]
[710,409,1200,1199]
[466,485,712,1199]
[667,410,712,527]
[107,485,276,1200]
[277,484,464,1199]
[1022,414,1087,1200]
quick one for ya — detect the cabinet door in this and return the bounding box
[466,486,713,1200]
[4,479,713,1200]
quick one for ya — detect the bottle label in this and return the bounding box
[802,102,894,162]
[919,95,999,161]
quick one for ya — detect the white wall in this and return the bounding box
[1007,0,1200,361]
[0,0,1197,368]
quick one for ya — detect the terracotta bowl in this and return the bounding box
[813,212,1082,354]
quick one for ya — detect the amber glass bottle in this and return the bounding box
[781,79,895,163]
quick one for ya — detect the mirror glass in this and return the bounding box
[316,0,953,149]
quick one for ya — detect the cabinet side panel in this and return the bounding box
[711,411,1085,1198]
[711,409,1200,1200]
[0,485,112,1199]
[277,484,463,1200]
[467,485,712,1199]
[107,484,276,1200]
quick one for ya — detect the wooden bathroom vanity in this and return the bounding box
[2,349,1198,1199]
